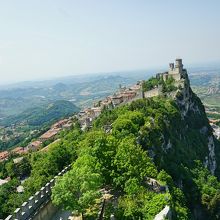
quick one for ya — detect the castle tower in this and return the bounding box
[167,58,183,81]
[169,63,174,71]
[175,58,183,73]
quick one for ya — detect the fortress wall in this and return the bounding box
[154,205,171,220]
[32,200,57,220]
[5,164,71,220]
[144,88,161,98]
[169,73,181,81]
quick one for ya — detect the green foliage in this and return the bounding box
[24,139,76,196]
[190,161,220,218]
[143,77,162,92]
[112,118,138,138]
[93,109,118,128]
[0,156,31,180]
[157,170,174,187]
[112,136,157,188]
[169,187,190,220]
[77,131,117,184]
[142,76,177,93]
[52,155,102,217]
[143,193,170,219]
[0,178,21,219]
[162,76,177,93]
[118,181,170,219]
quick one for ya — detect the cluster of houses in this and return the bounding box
[0,118,74,188]
[0,147,28,162]
[77,81,144,130]
[0,118,73,162]
[27,118,73,151]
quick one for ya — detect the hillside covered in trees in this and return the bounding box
[1,73,220,220]
[51,73,220,219]
[0,100,79,151]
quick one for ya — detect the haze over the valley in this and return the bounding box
[0,0,220,85]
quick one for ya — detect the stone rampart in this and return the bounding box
[5,164,71,220]
[154,205,171,220]
[144,87,161,98]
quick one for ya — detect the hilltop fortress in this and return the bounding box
[145,58,188,98]
[77,58,188,129]
[157,58,187,81]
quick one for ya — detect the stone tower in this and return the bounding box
[167,58,183,81]
[175,58,183,73]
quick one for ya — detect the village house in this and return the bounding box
[129,82,142,92]
[76,106,102,130]
[51,119,69,129]
[62,122,72,130]
[11,147,27,155]
[39,128,61,141]
[91,107,102,118]
[0,151,9,161]
[0,179,8,186]
[110,94,123,107]
[99,97,113,110]
[121,90,137,102]
[84,108,95,119]
[27,140,42,151]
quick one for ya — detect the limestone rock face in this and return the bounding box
[206,136,217,174]
[174,71,218,175]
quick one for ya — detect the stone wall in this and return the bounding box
[154,205,171,220]
[31,200,57,220]
[144,87,161,98]
[5,164,71,220]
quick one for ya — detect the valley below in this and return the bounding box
[190,68,220,141]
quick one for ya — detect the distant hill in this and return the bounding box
[0,100,79,127]
[0,75,139,119]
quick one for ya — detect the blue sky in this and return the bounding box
[0,0,220,84]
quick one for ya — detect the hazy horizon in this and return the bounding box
[1,60,220,88]
[0,1,220,85]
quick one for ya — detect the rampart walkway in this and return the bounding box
[5,165,71,220]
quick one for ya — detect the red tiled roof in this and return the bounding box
[40,129,60,139]
[11,147,24,154]
[0,151,9,159]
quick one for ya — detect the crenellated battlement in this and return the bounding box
[5,164,71,220]
[157,58,187,82]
